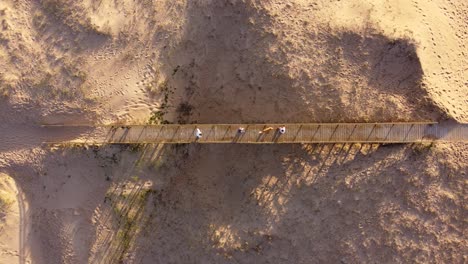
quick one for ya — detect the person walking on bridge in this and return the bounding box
[195,128,203,139]
[278,126,286,134]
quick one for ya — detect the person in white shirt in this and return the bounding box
[195,128,203,139]
[278,126,286,134]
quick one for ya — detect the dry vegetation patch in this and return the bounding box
[0,174,15,223]
[38,0,110,37]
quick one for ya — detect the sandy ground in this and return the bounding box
[0,0,467,263]
[0,173,20,263]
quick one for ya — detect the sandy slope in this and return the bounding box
[132,143,467,263]
[0,173,20,264]
[0,0,467,263]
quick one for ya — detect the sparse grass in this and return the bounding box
[30,72,64,100]
[148,110,164,124]
[63,62,87,82]
[172,65,180,76]
[148,110,171,125]
[32,11,47,30]
[176,101,193,124]
[39,0,108,36]
[146,77,168,96]
[27,58,88,100]
[106,185,152,262]
[0,73,15,99]
[412,142,434,154]
[176,101,193,116]
[147,71,174,124]
[34,72,53,89]
[151,157,166,170]
[145,66,179,96]
[121,50,137,62]
[0,194,13,217]
[131,175,139,182]
[0,84,11,99]
[128,143,144,153]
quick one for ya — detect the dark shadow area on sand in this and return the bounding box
[158,1,443,124]
[122,142,465,264]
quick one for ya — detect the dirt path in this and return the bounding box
[17,184,30,264]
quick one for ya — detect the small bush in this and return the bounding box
[129,143,144,153]
[0,86,10,98]
[148,110,165,125]
[0,195,13,216]
[39,0,110,36]
[176,101,193,123]
[412,142,434,154]
[32,11,47,30]
[0,72,17,99]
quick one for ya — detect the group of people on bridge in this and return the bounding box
[195,126,286,139]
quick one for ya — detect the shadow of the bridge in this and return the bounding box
[82,137,465,263]
[89,143,166,264]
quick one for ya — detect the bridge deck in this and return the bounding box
[44,122,468,144]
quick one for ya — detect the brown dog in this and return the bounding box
[259,127,274,134]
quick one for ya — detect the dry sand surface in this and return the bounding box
[0,0,467,263]
[0,173,20,264]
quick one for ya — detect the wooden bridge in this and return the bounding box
[43,122,468,144]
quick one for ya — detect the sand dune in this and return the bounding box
[0,173,21,264]
[0,0,466,263]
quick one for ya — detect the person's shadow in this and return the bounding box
[273,127,287,143]
[232,130,245,143]
[272,129,282,143]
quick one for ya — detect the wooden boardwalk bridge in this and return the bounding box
[43,122,468,144]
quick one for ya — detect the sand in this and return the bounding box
[0,173,21,264]
[0,0,467,263]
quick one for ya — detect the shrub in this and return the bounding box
[411,142,434,154]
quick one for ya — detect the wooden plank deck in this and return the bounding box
[43,122,468,144]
